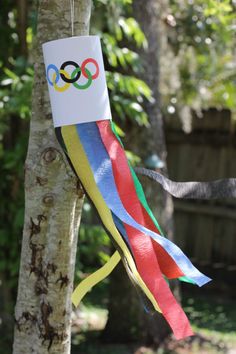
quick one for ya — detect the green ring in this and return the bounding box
[71,67,92,90]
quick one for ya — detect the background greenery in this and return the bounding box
[0,0,235,353]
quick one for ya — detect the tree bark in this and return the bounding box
[102,262,146,343]
[13,1,91,354]
[131,0,174,240]
[132,0,176,344]
[17,0,28,57]
[104,0,176,346]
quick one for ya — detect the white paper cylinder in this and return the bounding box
[42,36,112,127]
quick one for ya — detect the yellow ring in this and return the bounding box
[53,69,70,92]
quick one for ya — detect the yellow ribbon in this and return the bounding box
[61,125,161,312]
[72,251,120,307]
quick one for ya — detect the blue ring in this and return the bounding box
[47,64,60,86]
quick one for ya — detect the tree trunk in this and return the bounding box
[17,0,28,57]
[104,0,177,346]
[13,1,91,354]
[131,0,174,241]
[132,0,176,344]
[102,262,146,343]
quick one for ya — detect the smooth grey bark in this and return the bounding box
[13,1,91,353]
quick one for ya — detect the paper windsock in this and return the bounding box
[43,36,211,340]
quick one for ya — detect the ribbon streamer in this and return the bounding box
[55,121,212,339]
[59,125,162,313]
[135,167,236,199]
[99,121,186,280]
[77,122,210,287]
[72,251,120,307]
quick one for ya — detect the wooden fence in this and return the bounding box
[166,108,236,278]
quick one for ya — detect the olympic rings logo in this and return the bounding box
[46,58,99,92]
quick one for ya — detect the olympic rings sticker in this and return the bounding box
[46,58,100,92]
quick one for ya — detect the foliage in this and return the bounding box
[161,0,236,131]
[0,13,33,295]
[71,291,236,353]
[0,2,235,350]
[75,201,111,278]
[91,0,151,126]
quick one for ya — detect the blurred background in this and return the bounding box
[0,0,236,353]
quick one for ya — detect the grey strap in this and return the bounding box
[135,167,236,199]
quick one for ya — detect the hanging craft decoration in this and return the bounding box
[43,36,211,340]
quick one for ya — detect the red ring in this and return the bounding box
[81,58,99,80]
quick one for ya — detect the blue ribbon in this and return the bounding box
[76,122,211,287]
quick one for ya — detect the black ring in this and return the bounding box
[60,61,81,83]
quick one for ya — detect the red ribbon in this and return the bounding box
[97,120,193,339]
[97,121,184,279]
